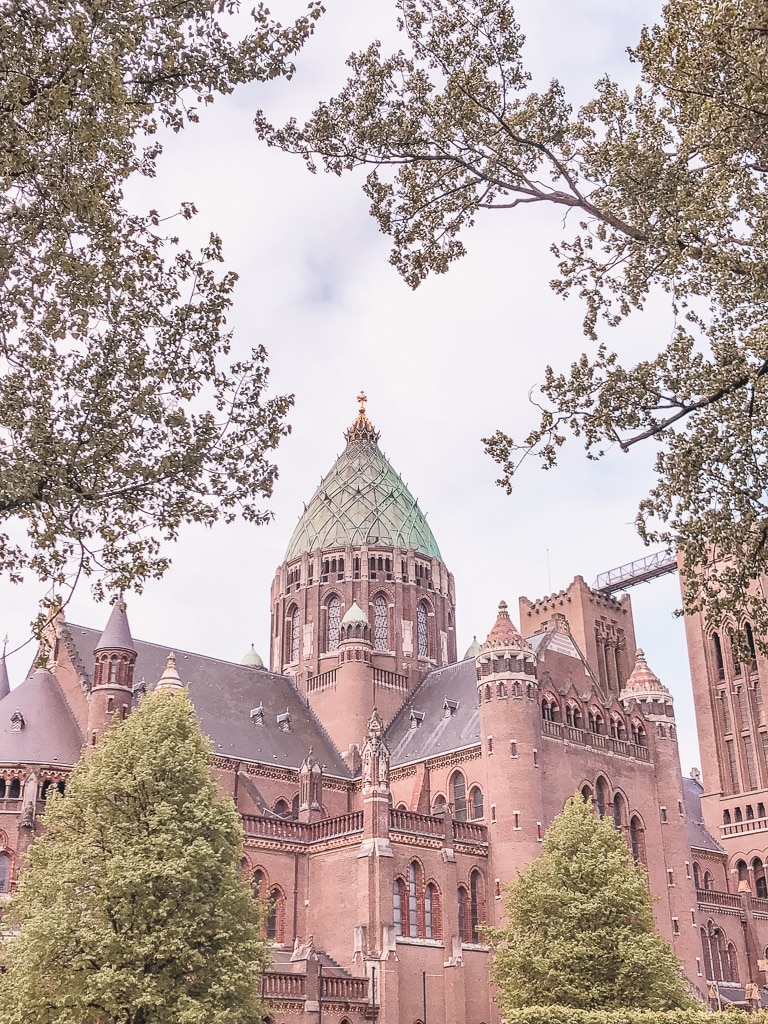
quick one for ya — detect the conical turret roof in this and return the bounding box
[284,395,441,562]
[0,642,9,701]
[621,649,672,701]
[95,599,136,654]
[480,601,526,652]
[155,652,184,692]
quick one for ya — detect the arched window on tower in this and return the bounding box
[595,778,607,819]
[712,632,725,680]
[451,771,467,821]
[417,602,429,658]
[630,815,646,865]
[285,607,300,664]
[326,595,341,652]
[0,852,10,893]
[469,869,485,943]
[374,595,388,651]
[613,792,626,830]
[469,786,484,820]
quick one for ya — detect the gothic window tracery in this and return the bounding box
[417,602,428,658]
[374,594,388,650]
[327,595,341,652]
[289,607,300,663]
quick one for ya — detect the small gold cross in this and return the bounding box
[357,390,367,414]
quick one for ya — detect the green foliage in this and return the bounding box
[0,690,268,1024]
[486,796,694,1013]
[0,0,322,603]
[501,1010,721,1024]
[256,0,768,643]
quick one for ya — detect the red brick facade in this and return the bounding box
[1,407,765,1020]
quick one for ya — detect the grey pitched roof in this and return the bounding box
[386,659,480,767]
[65,624,350,779]
[683,775,725,854]
[95,601,136,654]
[0,668,84,765]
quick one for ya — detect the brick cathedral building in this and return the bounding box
[1,397,768,1020]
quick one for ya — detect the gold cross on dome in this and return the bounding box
[357,390,367,414]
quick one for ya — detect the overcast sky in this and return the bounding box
[2,0,706,775]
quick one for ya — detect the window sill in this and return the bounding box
[396,937,444,947]
[460,942,490,952]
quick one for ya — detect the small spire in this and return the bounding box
[156,652,184,693]
[344,390,380,444]
[0,636,10,701]
[482,600,524,648]
[95,597,136,654]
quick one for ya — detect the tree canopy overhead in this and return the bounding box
[255,0,768,643]
[0,689,268,1024]
[0,0,321,605]
[486,795,694,1013]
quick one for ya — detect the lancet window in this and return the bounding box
[374,595,388,650]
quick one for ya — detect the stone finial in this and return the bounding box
[156,652,184,693]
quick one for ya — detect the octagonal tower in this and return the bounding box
[270,396,457,749]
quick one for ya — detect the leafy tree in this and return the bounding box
[486,795,694,1013]
[0,690,268,1024]
[255,0,768,646]
[0,0,321,604]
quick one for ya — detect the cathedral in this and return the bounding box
[1,397,768,1021]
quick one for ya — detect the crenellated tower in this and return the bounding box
[87,600,136,745]
[476,601,544,883]
[620,650,701,973]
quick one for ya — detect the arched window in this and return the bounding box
[8,778,20,799]
[432,794,447,815]
[725,942,739,983]
[266,886,285,942]
[252,868,267,898]
[595,778,607,819]
[753,857,767,898]
[693,862,701,889]
[408,861,421,936]
[373,594,388,650]
[723,809,731,825]
[458,885,471,943]
[712,632,725,680]
[469,786,484,820]
[581,784,592,803]
[736,858,748,881]
[469,869,485,943]
[631,721,646,746]
[541,699,553,722]
[630,815,646,865]
[746,622,757,664]
[286,607,300,663]
[613,792,626,829]
[273,799,289,817]
[703,870,713,891]
[424,882,435,939]
[0,852,10,893]
[451,771,467,821]
[610,714,626,740]
[326,595,341,652]
[417,603,429,658]
[393,877,407,936]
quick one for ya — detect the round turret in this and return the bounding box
[476,601,537,696]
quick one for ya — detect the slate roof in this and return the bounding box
[683,774,725,854]
[95,600,136,653]
[386,659,480,767]
[284,427,441,562]
[0,668,84,765]
[64,624,350,779]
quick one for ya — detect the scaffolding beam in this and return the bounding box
[593,550,678,595]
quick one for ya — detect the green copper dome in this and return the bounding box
[285,397,442,563]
